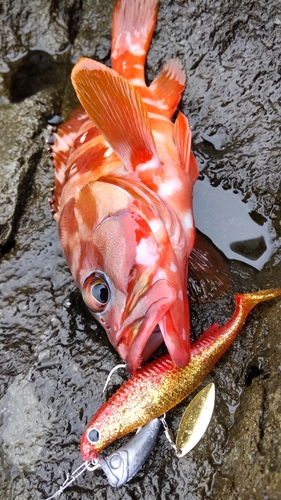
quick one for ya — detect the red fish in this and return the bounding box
[80,288,281,460]
[49,0,226,373]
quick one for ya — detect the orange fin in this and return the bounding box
[174,111,198,183]
[188,232,232,303]
[111,0,159,80]
[71,58,160,171]
[149,59,186,118]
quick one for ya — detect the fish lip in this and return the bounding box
[116,279,176,373]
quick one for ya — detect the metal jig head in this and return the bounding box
[45,417,161,498]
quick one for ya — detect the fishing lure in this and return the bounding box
[45,419,161,498]
[49,0,230,374]
[81,289,281,459]
[45,384,215,497]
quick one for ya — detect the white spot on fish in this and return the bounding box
[70,162,77,174]
[158,178,182,198]
[149,218,163,236]
[134,64,143,69]
[142,97,168,109]
[148,112,170,122]
[136,237,158,266]
[104,147,113,157]
[182,328,186,340]
[182,211,194,232]
[125,33,145,55]
[170,262,177,272]
[128,78,146,87]
[178,290,183,301]
[137,156,160,172]
[80,132,88,143]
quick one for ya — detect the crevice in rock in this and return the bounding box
[245,364,264,387]
[0,144,43,256]
[50,0,83,45]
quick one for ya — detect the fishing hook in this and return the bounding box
[102,363,127,392]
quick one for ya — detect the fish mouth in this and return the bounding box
[116,279,176,373]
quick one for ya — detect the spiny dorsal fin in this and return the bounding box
[71,58,160,171]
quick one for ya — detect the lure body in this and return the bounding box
[81,288,281,460]
[50,0,201,373]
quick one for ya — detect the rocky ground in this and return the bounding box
[0,1,281,499]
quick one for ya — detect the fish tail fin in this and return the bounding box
[111,0,159,85]
[149,59,186,119]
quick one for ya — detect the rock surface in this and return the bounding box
[0,1,281,499]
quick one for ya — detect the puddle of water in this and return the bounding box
[193,176,274,270]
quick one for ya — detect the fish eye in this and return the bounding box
[82,274,110,313]
[87,428,100,444]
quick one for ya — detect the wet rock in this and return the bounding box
[0,93,60,250]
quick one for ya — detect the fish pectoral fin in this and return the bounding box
[149,59,186,118]
[188,232,232,304]
[174,111,198,183]
[71,58,161,172]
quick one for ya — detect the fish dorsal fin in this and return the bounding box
[71,58,160,171]
[174,111,198,184]
[149,59,186,118]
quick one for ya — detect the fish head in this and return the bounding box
[78,210,179,371]
[59,182,189,373]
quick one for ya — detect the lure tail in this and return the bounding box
[193,288,281,363]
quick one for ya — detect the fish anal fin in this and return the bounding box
[112,0,159,82]
[149,59,186,118]
[188,232,232,304]
[71,58,160,172]
[174,111,198,183]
